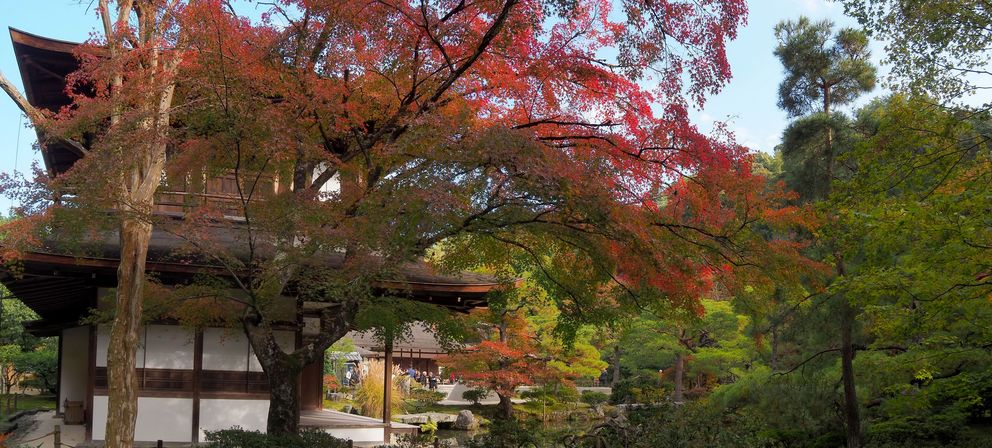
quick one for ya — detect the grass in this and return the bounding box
[0,394,55,420]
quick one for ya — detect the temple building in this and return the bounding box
[0,28,495,445]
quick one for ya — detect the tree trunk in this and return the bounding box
[497,393,514,420]
[105,216,153,448]
[841,305,861,448]
[265,357,303,436]
[770,326,779,371]
[823,84,834,190]
[244,316,304,436]
[611,345,621,386]
[672,352,685,403]
[837,258,862,447]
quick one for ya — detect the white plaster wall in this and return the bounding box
[303,317,320,336]
[92,396,194,442]
[143,325,194,369]
[58,326,89,412]
[313,166,341,197]
[249,330,296,372]
[198,399,269,441]
[202,328,250,371]
[95,325,145,368]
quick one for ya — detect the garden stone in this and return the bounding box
[453,409,479,430]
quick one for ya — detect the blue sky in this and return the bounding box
[0,0,882,212]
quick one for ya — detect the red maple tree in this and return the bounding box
[440,312,562,419]
[0,0,818,437]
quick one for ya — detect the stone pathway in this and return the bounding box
[6,411,86,448]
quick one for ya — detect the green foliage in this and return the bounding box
[774,16,876,117]
[16,349,57,394]
[419,417,438,436]
[576,403,781,448]
[779,112,858,200]
[609,377,664,405]
[461,388,489,406]
[0,298,40,351]
[464,419,565,448]
[520,384,579,407]
[579,390,609,407]
[841,0,992,102]
[203,427,350,448]
[407,388,447,413]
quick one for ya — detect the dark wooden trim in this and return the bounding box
[9,28,82,54]
[192,329,203,443]
[91,391,271,400]
[55,330,63,415]
[86,325,95,440]
[199,391,271,400]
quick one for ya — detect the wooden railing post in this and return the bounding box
[53,424,61,448]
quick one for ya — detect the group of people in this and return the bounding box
[406,367,447,391]
[342,363,368,387]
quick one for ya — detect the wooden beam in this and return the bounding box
[383,336,393,443]
[192,329,203,443]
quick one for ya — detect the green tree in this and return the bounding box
[832,95,992,446]
[773,16,877,448]
[618,300,750,403]
[774,17,876,119]
[0,296,41,350]
[841,0,992,103]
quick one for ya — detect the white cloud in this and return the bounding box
[800,0,838,14]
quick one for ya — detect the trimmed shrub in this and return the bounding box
[203,427,350,448]
[609,377,665,404]
[461,388,489,406]
[408,388,447,412]
[580,390,609,407]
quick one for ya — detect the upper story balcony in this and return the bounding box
[10,28,297,218]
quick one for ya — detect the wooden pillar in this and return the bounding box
[383,337,394,443]
[192,329,203,443]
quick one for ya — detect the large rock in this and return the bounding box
[452,409,479,431]
[396,412,458,425]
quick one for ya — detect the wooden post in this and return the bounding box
[157,440,164,448]
[383,335,394,444]
[54,424,61,448]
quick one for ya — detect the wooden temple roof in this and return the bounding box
[2,223,497,335]
[4,30,500,334]
[9,28,86,176]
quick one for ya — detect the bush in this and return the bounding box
[521,384,579,406]
[464,419,565,448]
[580,390,609,407]
[323,374,340,393]
[582,403,780,448]
[408,388,447,412]
[203,427,350,448]
[461,388,489,406]
[865,412,967,447]
[609,377,665,404]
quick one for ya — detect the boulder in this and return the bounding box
[452,409,479,431]
[396,412,458,425]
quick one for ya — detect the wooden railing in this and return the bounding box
[154,172,278,216]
